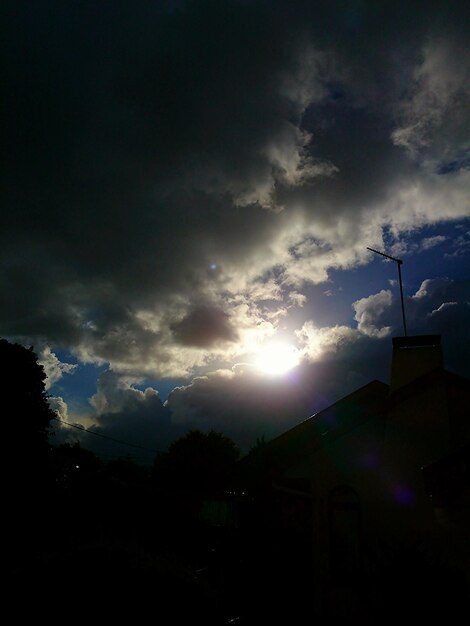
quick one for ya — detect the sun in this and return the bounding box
[254,341,300,376]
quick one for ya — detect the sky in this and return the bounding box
[2,0,469,461]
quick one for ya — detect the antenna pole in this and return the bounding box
[396,260,407,337]
[366,247,408,337]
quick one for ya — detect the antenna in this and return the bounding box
[367,247,408,337]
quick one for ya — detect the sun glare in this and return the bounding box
[254,341,300,376]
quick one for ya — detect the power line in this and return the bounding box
[52,416,164,454]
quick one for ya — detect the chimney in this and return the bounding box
[390,335,443,393]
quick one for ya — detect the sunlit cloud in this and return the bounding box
[353,291,393,338]
[296,322,359,360]
[38,347,77,390]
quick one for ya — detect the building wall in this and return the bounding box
[280,374,469,619]
[448,382,470,446]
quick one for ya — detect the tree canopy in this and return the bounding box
[153,429,240,495]
[1,337,55,457]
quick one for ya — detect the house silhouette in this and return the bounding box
[239,335,469,622]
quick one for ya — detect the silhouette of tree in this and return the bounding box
[236,433,284,493]
[1,338,55,465]
[153,429,240,495]
[2,337,58,562]
[105,456,149,484]
[51,442,103,488]
[247,434,268,455]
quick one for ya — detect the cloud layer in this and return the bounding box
[2,1,469,452]
[50,276,470,455]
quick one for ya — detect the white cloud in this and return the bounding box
[421,235,447,250]
[412,278,451,300]
[445,227,470,257]
[48,396,69,420]
[288,291,307,306]
[353,290,393,338]
[38,347,77,390]
[428,301,458,317]
[296,322,359,360]
[389,234,447,257]
[90,370,162,416]
[382,169,470,235]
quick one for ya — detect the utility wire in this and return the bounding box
[52,416,164,454]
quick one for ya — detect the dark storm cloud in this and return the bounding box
[165,364,321,451]
[51,369,179,459]
[171,305,238,347]
[2,0,469,381]
[2,1,317,354]
[89,372,176,450]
